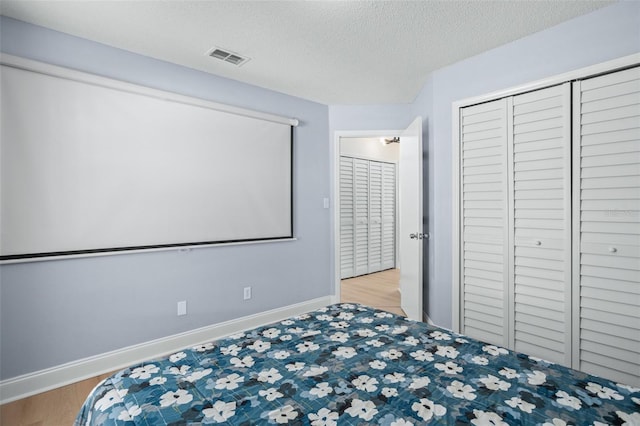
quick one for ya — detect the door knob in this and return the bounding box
[410,233,429,240]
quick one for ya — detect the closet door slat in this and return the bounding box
[575,65,640,386]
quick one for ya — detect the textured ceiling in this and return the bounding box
[0,1,613,104]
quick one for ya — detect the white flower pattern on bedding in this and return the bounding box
[75,304,640,425]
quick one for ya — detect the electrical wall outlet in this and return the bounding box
[243,286,252,300]
[177,300,187,316]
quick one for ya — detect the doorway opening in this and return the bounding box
[334,133,402,315]
[333,118,424,321]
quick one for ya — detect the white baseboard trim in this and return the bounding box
[0,296,333,404]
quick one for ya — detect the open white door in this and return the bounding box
[399,117,424,321]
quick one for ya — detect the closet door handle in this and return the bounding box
[609,247,618,253]
[534,240,542,246]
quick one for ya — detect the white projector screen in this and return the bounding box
[0,58,294,260]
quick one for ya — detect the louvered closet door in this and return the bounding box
[354,158,370,276]
[368,161,383,273]
[574,66,640,386]
[512,84,572,366]
[460,98,509,347]
[340,157,355,279]
[381,162,396,270]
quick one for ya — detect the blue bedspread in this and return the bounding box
[75,304,639,425]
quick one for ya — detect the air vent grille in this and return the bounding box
[207,47,250,66]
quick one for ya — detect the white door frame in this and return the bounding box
[332,130,402,302]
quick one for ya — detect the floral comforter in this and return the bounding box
[75,304,639,425]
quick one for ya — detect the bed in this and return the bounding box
[75,303,639,425]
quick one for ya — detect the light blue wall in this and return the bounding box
[328,104,413,132]
[0,17,331,380]
[422,1,640,329]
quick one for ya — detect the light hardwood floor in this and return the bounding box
[1,269,402,425]
[340,268,405,316]
[0,372,114,426]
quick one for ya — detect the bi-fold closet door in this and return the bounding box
[460,84,572,366]
[460,65,640,385]
[573,66,640,385]
[460,98,510,348]
[340,156,396,279]
[511,85,573,366]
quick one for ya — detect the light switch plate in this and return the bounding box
[177,300,187,316]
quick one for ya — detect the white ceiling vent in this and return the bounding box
[207,47,250,66]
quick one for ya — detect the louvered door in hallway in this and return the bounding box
[340,156,396,279]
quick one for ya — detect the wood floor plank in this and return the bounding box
[340,268,405,316]
[0,372,113,426]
